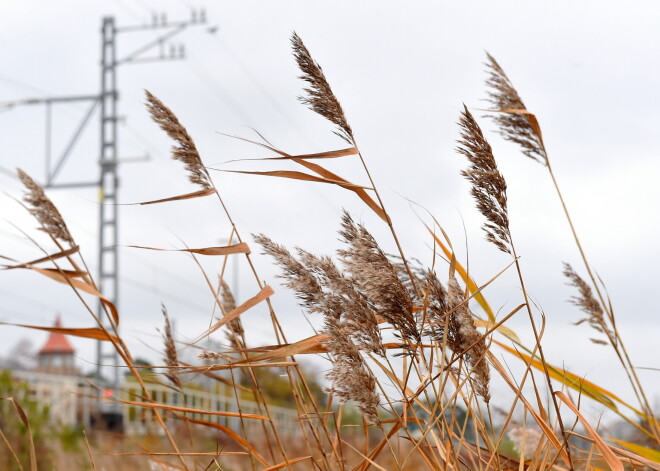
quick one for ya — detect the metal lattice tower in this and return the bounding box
[2,12,209,395]
[97,17,120,386]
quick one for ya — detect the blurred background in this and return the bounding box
[1,0,659,424]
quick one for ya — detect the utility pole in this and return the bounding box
[1,11,209,415]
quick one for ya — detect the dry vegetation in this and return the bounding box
[2,33,659,471]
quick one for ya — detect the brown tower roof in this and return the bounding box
[38,316,75,355]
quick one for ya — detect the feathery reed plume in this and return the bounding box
[17,168,74,245]
[160,305,182,390]
[145,90,212,189]
[427,271,491,402]
[338,211,418,342]
[448,277,491,402]
[323,313,381,425]
[457,106,512,255]
[220,280,245,350]
[423,269,450,329]
[253,234,322,310]
[255,233,381,422]
[484,53,547,165]
[563,263,612,345]
[291,32,354,145]
[298,250,384,356]
[256,234,384,355]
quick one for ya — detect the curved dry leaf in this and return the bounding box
[128,242,251,256]
[39,268,88,278]
[27,264,119,327]
[290,156,389,223]
[221,169,372,190]
[137,188,215,205]
[0,322,119,342]
[196,285,274,341]
[3,245,80,270]
[218,132,388,222]
[227,147,359,163]
[229,333,328,364]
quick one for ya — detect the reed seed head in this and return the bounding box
[323,313,381,426]
[220,280,245,351]
[145,90,212,190]
[254,234,323,311]
[457,106,512,255]
[17,168,74,245]
[447,276,491,402]
[339,211,418,343]
[484,53,547,165]
[563,262,613,345]
[291,32,355,145]
[160,304,182,390]
[298,249,384,356]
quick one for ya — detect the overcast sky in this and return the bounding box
[1,0,659,423]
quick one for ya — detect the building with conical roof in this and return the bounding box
[36,315,78,375]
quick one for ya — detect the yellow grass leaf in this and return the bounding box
[427,228,495,322]
[493,339,644,416]
[609,438,660,464]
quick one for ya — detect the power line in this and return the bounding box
[213,36,317,148]
[111,0,144,23]
[184,57,255,125]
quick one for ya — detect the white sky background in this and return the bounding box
[1,0,659,424]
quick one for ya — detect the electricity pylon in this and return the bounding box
[1,11,209,402]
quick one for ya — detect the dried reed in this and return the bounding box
[563,263,612,345]
[291,32,354,145]
[484,53,547,165]
[144,90,212,190]
[323,313,381,426]
[456,106,511,255]
[17,168,74,245]
[298,249,384,356]
[338,211,418,342]
[220,280,245,351]
[160,305,182,390]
